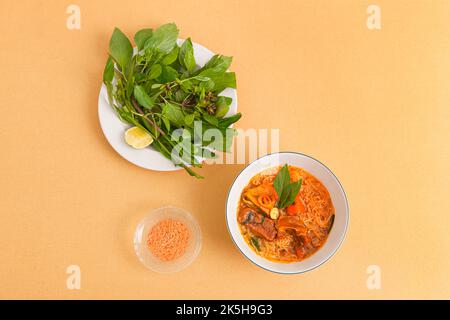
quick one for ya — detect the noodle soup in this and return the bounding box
[237,165,335,263]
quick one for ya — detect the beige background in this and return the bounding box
[0,0,449,299]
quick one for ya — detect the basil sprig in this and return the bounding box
[273,164,302,209]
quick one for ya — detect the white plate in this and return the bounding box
[98,40,238,171]
[226,152,349,274]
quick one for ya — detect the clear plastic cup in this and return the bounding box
[133,206,202,273]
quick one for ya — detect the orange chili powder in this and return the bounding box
[147,219,190,261]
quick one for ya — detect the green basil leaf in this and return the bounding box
[174,89,186,102]
[277,189,290,209]
[218,113,241,129]
[193,75,211,82]
[162,102,185,126]
[144,23,179,54]
[201,80,216,92]
[148,64,162,79]
[125,75,135,99]
[105,82,114,107]
[124,55,136,81]
[184,113,195,126]
[161,45,179,65]
[212,72,236,93]
[157,65,179,83]
[178,81,190,93]
[250,237,261,251]
[203,113,219,127]
[133,85,154,109]
[215,104,229,119]
[162,116,171,131]
[135,72,146,82]
[134,28,153,51]
[103,56,115,83]
[198,69,236,93]
[179,38,196,74]
[282,179,303,208]
[201,54,232,73]
[109,28,133,69]
[274,164,291,202]
[216,96,232,106]
[215,96,232,118]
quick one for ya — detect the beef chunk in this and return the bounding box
[238,207,277,241]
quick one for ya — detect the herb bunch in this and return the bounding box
[102,23,241,179]
[273,165,303,209]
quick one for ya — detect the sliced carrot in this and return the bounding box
[258,194,275,209]
[286,205,298,216]
[244,183,277,214]
[286,197,306,216]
